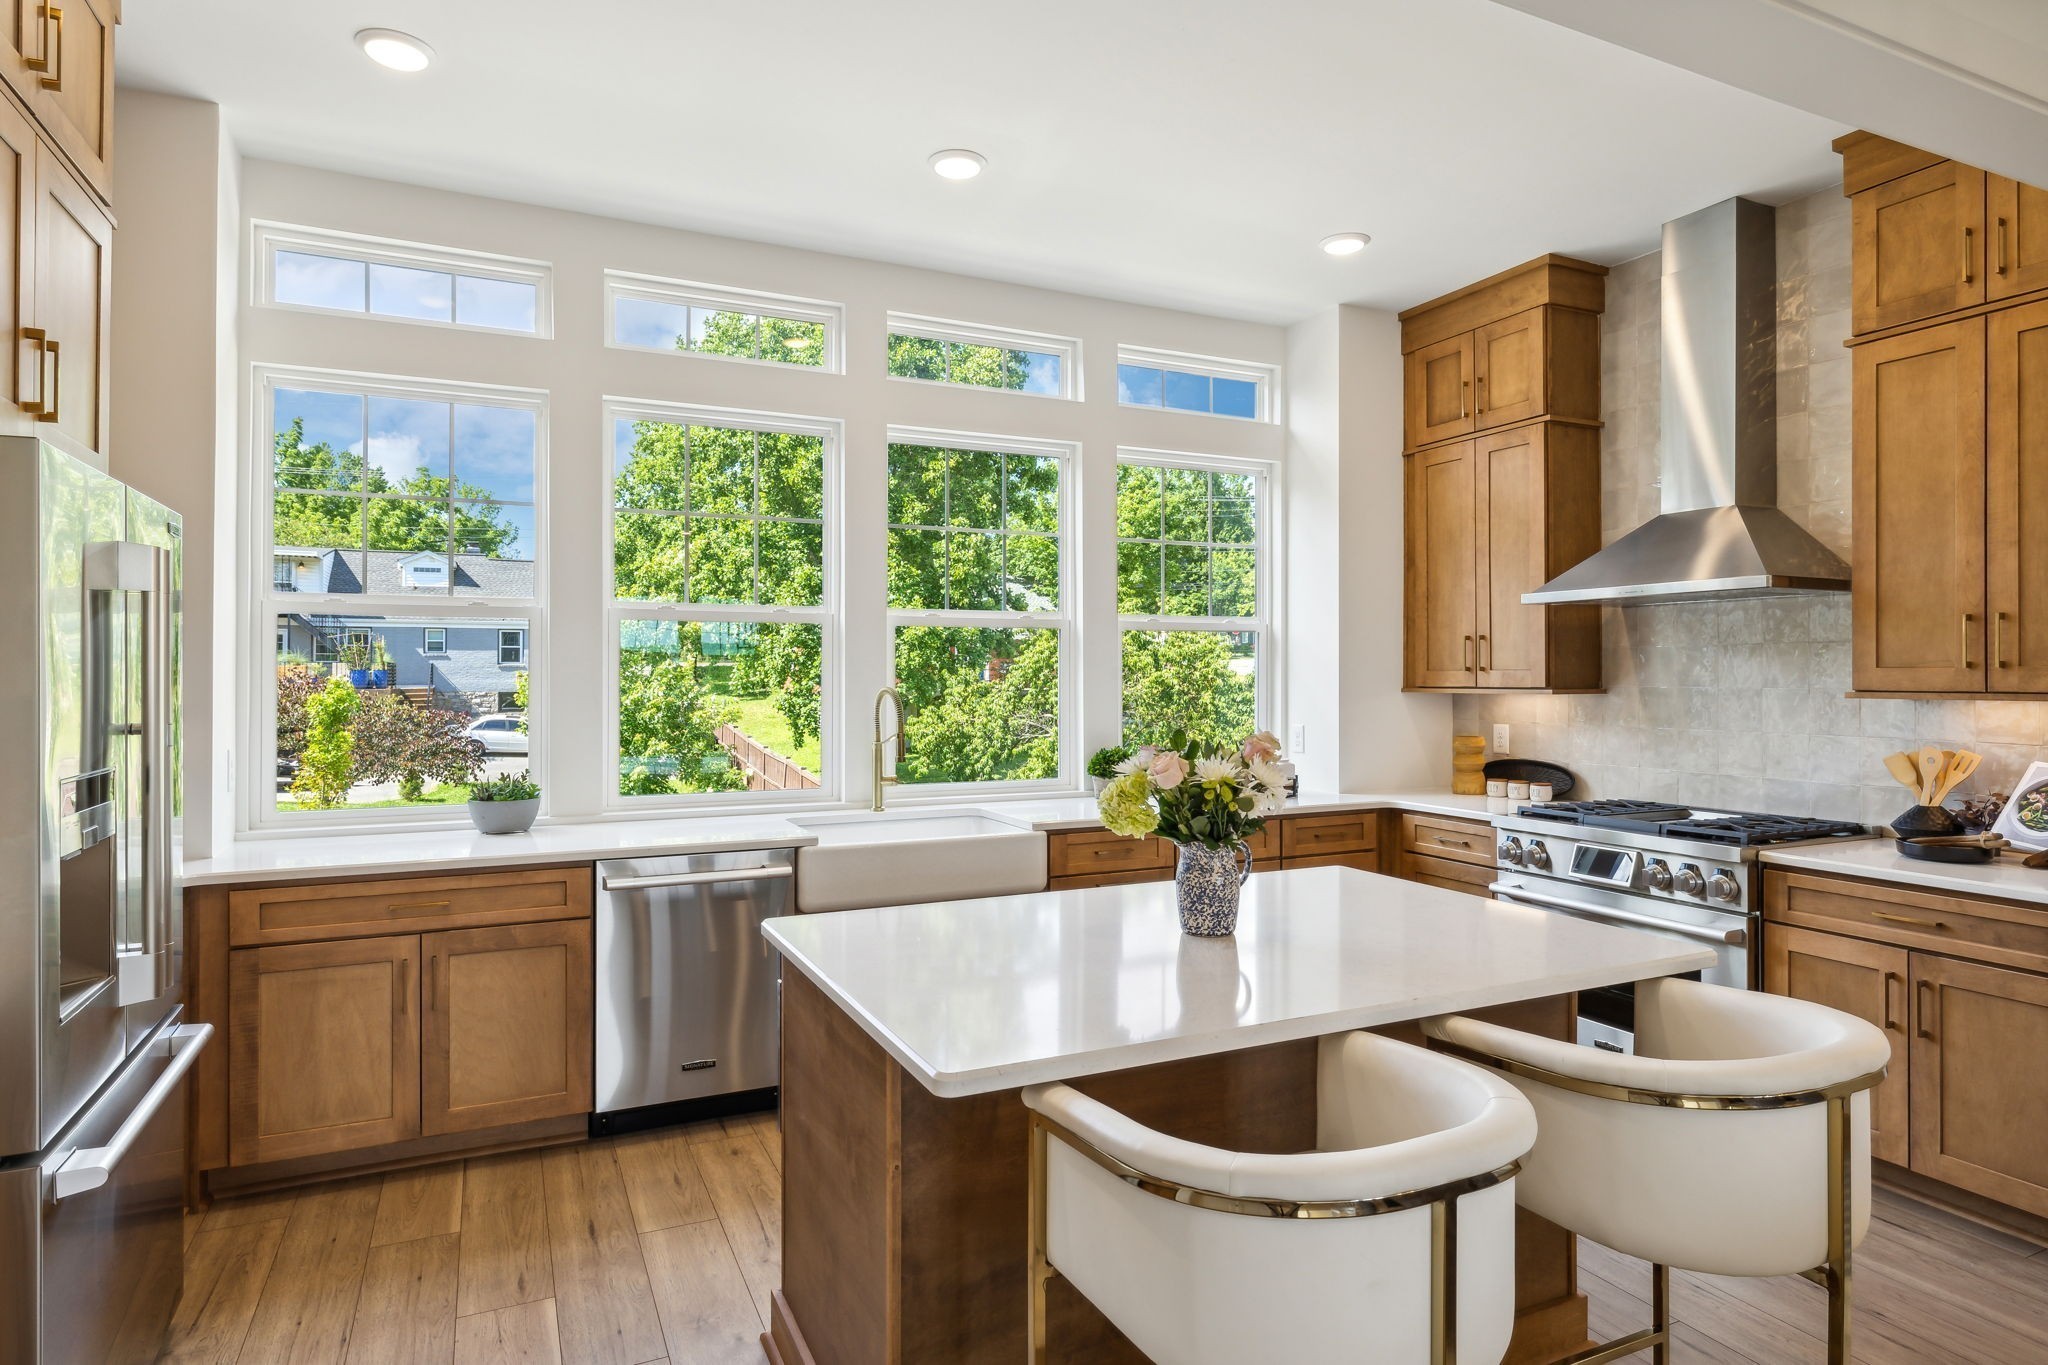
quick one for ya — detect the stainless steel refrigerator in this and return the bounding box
[0,436,205,1363]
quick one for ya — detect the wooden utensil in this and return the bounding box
[1884,751,1923,795]
[1918,747,1946,803]
[1937,751,1981,803]
[1904,833,2008,849]
[2024,849,2048,870]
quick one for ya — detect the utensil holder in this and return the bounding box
[1892,803,1964,838]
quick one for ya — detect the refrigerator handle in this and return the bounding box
[49,1023,212,1202]
[93,541,174,1007]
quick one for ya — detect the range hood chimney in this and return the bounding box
[1523,197,1850,606]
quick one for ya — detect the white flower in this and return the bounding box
[1193,755,1242,785]
[1248,757,1287,792]
[1248,784,1286,816]
[1113,752,1150,776]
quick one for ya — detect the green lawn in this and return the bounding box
[279,782,473,810]
[718,691,822,776]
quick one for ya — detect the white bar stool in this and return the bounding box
[1423,978,1891,1365]
[1021,1031,1537,1365]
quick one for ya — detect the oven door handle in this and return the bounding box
[1489,882,1747,947]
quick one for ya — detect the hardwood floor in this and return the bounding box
[162,1116,2048,1365]
[162,1111,778,1365]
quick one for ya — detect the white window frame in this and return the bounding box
[604,270,845,374]
[1114,448,1275,741]
[603,396,844,812]
[884,424,1077,797]
[885,313,1081,401]
[1115,344,1279,423]
[254,221,554,338]
[499,629,527,666]
[422,627,446,655]
[245,363,549,834]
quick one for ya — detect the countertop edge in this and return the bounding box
[1759,842,2048,908]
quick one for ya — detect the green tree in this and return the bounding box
[349,693,483,802]
[897,628,1060,783]
[885,334,1036,390]
[1121,631,1255,748]
[617,626,746,795]
[292,678,360,808]
[512,670,529,711]
[270,418,517,555]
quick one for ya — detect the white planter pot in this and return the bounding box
[468,797,539,835]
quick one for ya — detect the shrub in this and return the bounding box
[291,678,360,807]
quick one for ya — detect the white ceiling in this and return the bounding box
[117,0,1849,324]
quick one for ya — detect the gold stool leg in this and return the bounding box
[1651,1262,1671,1365]
[1824,1093,1854,1365]
[1028,1117,1050,1365]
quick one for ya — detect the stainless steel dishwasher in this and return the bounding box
[592,847,794,1134]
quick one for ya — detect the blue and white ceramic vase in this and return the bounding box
[1174,841,1251,936]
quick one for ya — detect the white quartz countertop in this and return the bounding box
[1761,839,2048,907]
[178,790,1501,887]
[762,865,1714,1098]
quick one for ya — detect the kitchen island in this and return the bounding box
[761,865,1714,1365]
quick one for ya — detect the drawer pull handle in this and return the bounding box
[392,900,452,913]
[1998,216,2011,276]
[1962,226,1974,285]
[1432,837,1472,848]
[1883,970,1902,1032]
[1871,910,1948,930]
[1916,979,1937,1041]
[397,957,409,1016]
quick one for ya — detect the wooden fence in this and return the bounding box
[716,723,821,791]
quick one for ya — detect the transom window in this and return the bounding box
[886,430,1070,789]
[886,314,1077,399]
[1116,345,1275,422]
[1116,453,1267,747]
[606,271,842,371]
[257,222,548,335]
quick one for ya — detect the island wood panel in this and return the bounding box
[1988,297,2048,691]
[776,969,1590,1365]
[1762,922,1911,1166]
[1988,174,2048,301]
[226,864,592,946]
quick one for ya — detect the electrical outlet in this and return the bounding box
[1492,724,1510,756]
[1289,724,1306,754]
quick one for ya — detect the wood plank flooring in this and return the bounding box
[161,1112,776,1365]
[164,1115,2048,1365]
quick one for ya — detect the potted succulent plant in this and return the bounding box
[467,769,541,835]
[1085,744,1132,794]
[1097,730,1288,936]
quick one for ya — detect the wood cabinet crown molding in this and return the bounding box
[1398,253,1607,353]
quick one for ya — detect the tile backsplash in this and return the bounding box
[1453,187,2048,826]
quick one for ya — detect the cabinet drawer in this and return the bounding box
[1401,852,1496,897]
[1243,821,1281,863]
[1280,812,1377,859]
[1765,870,2048,975]
[228,865,594,947]
[1048,829,1172,878]
[1282,850,1381,875]
[1400,813,1494,868]
[1048,867,1174,892]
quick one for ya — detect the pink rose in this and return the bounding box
[1242,731,1281,764]
[1148,751,1189,788]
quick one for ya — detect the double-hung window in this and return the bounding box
[885,429,1071,788]
[258,367,544,823]
[608,401,837,802]
[1116,452,1268,747]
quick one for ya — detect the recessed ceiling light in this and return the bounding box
[928,149,986,181]
[1321,232,1371,257]
[355,28,434,73]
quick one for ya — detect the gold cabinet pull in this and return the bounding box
[396,957,410,1016]
[1883,970,1902,1032]
[1475,374,1486,416]
[1916,978,1937,1041]
[24,5,61,89]
[1997,217,2010,276]
[1433,836,1472,849]
[1479,634,1491,671]
[1872,910,1948,930]
[38,335,57,426]
[1962,226,1974,285]
[1462,634,1474,670]
[1460,379,1470,421]
[1995,611,2008,669]
[1962,613,1974,668]
[428,954,439,1009]
[17,325,45,413]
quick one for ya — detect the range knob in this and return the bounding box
[1645,859,1673,891]
[1526,841,1551,871]
[1707,872,1742,904]
[1498,836,1525,866]
[1674,864,1705,896]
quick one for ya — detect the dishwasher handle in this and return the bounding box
[601,864,794,894]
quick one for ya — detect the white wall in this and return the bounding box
[224,157,1300,828]
[109,90,240,858]
[1286,305,1448,791]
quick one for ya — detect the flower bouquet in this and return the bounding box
[1097,730,1289,935]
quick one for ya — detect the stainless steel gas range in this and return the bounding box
[1489,800,1869,1053]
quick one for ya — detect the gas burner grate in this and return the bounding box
[1659,814,1868,847]
[1516,799,1695,829]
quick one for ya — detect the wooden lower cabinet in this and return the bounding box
[423,920,593,1136]
[228,934,423,1166]
[1909,954,2048,1217]
[1761,923,1909,1165]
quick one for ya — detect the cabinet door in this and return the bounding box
[1404,332,1474,449]
[1473,307,1545,430]
[1852,161,1986,334]
[1762,924,1909,1166]
[228,935,422,1165]
[30,137,108,454]
[1988,298,2048,691]
[1852,319,1987,693]
[17,0,109,201]
[1406,442,1478,687]
[1987,175,2048,302]
[422,919,593,1135]
[1475,425,1548,688]
[1910,954,2048,1218]
[0,93,32,436]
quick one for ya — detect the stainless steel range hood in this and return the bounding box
[1524,197,1850,606]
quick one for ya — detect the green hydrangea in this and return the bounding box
[1098,770,1161,839]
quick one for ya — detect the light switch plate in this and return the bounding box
[1289,724,1306,754]
[1492,724,1510,756]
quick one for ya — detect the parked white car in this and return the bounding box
[465,714,529,756]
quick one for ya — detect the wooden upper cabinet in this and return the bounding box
[1475,425,1547,688]
[1404,332,1474,449]
[9,0,110,202]
[1909,954,2048,1218]
[1406,441,1478,687]
[1988,298,2048,690]
[30,137,108,454]
[0,93,32,437]
[1852,318,1987,693]
[1988,175,2048,302]
[228,934,423,1166]
[1852,160,1987,335]
[422,920,593,1136]
[1763,924,1909,1167]
[1474,308,1545,430]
